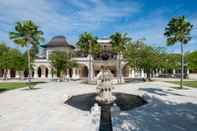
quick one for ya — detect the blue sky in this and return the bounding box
[0,0,197,52]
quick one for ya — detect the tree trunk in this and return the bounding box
[27,49,32,89]
[180,43,184,88]
[146,69,151,81]
[88,55,91,83]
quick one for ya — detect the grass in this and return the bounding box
[0,82,45,92]
[165,80,197,88]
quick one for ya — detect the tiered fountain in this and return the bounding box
[65,67,146,131]
[95,67,117,131]
[96,67,116,104]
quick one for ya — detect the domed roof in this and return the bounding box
[41,36,75,49]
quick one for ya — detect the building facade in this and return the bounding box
[1,36,193,81]
[33,36,145,81]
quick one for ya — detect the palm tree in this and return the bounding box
[10,20,44,88]
[164,16,193,88]
[78,32,100,82]
[110,32,131,83]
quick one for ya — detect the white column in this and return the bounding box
[41,67,45,78]
[72,68,76,79]
[7,70,11,79]
[88,55,94,81]
[66,69,70,79]
[173,69,176,75]
[34,68,38,79]
[48,68,52,79]
[20,71,24,79]
[128,68,135,78]
[187,69,190,75]
[131,69,135,78]
[141,69,145,78]
[15,71,20,79]
[155,69,159,77]
[76,68,80,79]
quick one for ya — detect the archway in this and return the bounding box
[122,64,129,77]
[38,67,42,78]
[37,65,49,78]
[80,65,88,78]
[0,69,4,77]
[45,68,48,78]
[24,70,28,78]
[10,69,16,78]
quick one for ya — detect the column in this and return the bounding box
[131,69,135,78]
[141,69,145,78]
[72,68,76,79]
[66,69,70,79]
[20,71,24,79]
[155,69,159,77]
[34,68,38,79]
[88,55,94,81]
[128,67,135,78]
[173,69,176,75]
[76,68,80,79]
[41,67,45,78]
[15,71,20,79]
[7,70,11,79]
[48,68,52,79]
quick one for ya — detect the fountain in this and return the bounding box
[65,67,147,131]
[96,67,116,104]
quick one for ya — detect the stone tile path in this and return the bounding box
[0,81,197,131]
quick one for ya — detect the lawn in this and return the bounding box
[0,82,45,92]
[165,81,197,88]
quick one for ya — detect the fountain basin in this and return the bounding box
[65,92,146,111]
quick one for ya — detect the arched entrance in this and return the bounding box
[10,69,16,78]
[38,67,42,78]
[0,69,3,77]
[45,68,48,78]
[37,65,49,78]
[80,65,88,78]
[122,64,129,77]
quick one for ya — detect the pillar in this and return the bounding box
[72,68,76,79]
[7,70,11,79]
[15,71,20,79]
[34,68,38,79]
[141,69,145,78]
[41,67,45,78]
[128,68,135,78]
[155,69,159,77]
[76,68,80,79]
[66,69,70,79]
[173,69,176,75]
[88,55,94,81]
[48,68,52,79]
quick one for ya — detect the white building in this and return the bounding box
[33,36,145,81]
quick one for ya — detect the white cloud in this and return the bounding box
[0,0,141,46]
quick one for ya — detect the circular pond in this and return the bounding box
[65,92,146,111]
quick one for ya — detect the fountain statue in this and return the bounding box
[95,66,116,104]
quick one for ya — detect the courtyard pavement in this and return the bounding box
[0,81,197,131]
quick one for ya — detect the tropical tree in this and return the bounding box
[139,45,163,80]
[161,53,181,73]
[77,32,100,82]
[0,43,9,79]
[49,51,77,81]
[186,51,197,72]
[9,20,44,88]
[110,32,131,83]
[77,32,100,56]
[8,48,27,79]
[164,16,193,88]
